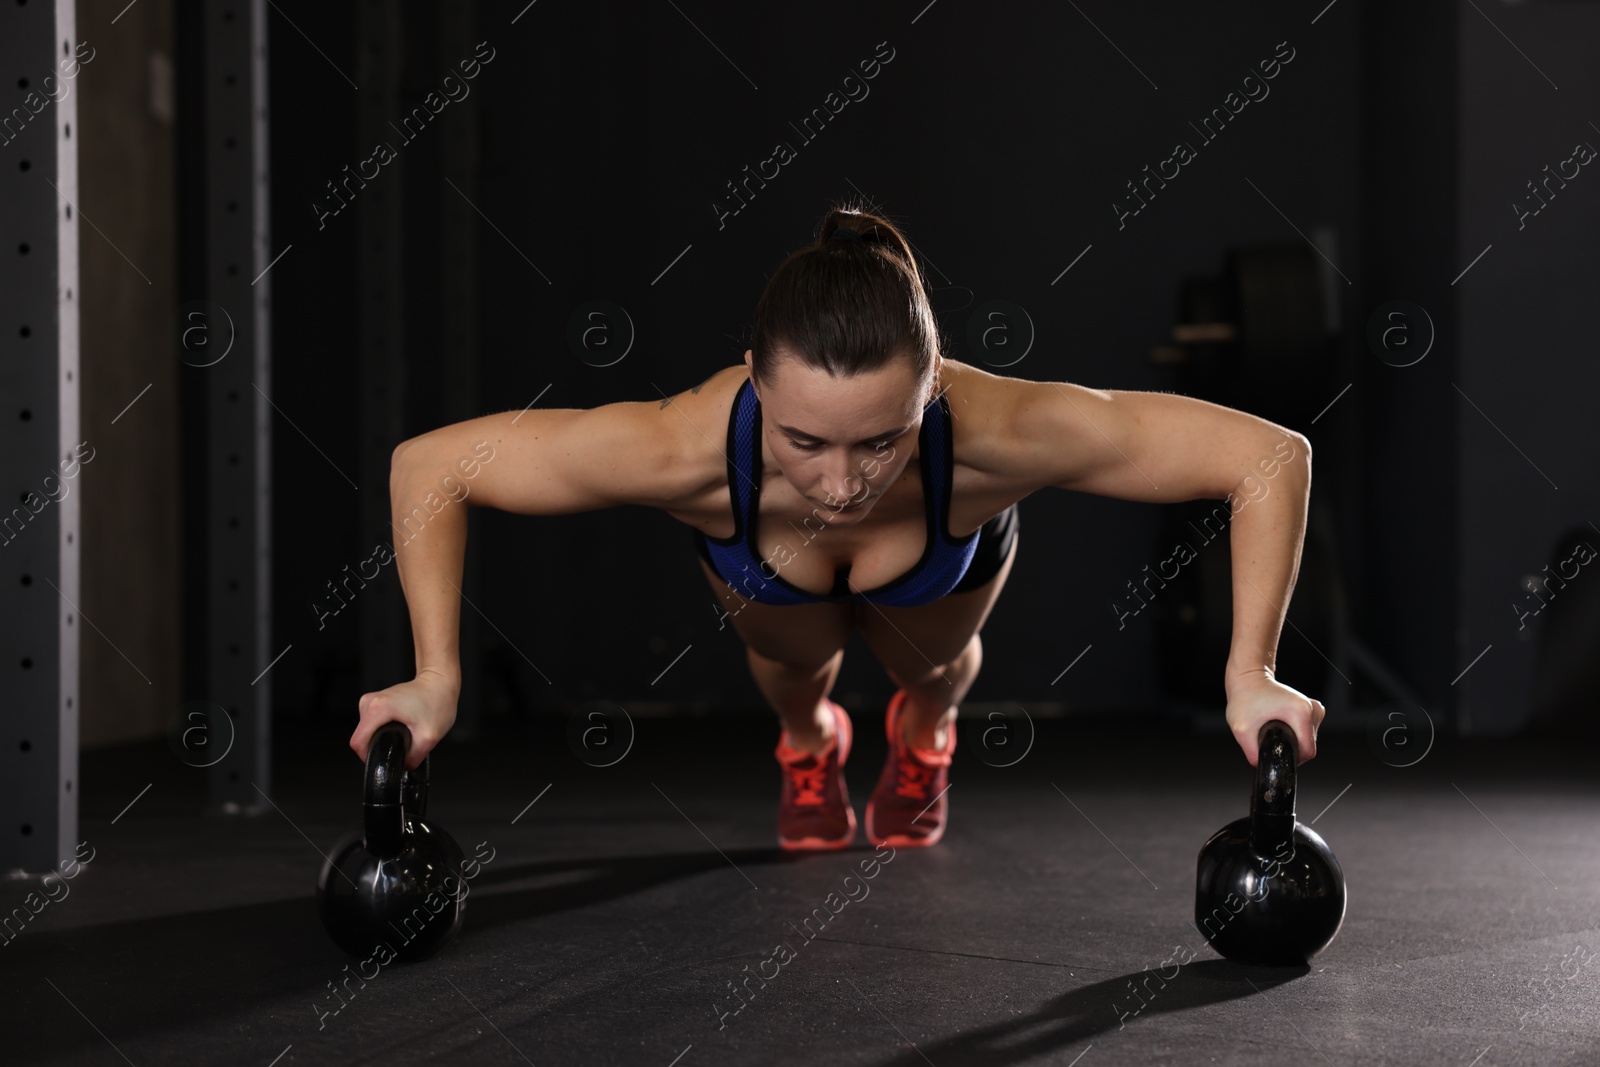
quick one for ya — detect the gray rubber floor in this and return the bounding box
[3,711,1597,1066]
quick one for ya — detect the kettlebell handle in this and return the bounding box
[1250,719,1297,855]
[363,722,431,857]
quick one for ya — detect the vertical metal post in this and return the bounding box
[0,0,81,873]
[202,0,272,812]
[357,3,408,696]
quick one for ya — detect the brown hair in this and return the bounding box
[749,201,942,389]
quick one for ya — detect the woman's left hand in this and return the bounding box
[1224,672,1325,767]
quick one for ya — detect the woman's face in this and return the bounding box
[745,348,934,523]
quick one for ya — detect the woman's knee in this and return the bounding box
[747,642,844,677]
[965,631,983,675]
[948,631,983,684]
[888,631,982,690]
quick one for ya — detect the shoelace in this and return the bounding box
[894,751,935,800]
[786,759,829,806]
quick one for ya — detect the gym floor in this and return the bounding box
[4,711,1596,1067]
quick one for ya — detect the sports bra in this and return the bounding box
[697,377,982,607]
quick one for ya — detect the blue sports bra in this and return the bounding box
[697,377,981,607]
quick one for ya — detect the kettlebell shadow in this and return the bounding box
[860,958,1310,1067]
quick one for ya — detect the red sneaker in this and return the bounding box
[775,699,857,851]
[865,689,954,848]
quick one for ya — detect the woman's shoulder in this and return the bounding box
[940,357,1078,517]
[648,363,749,507]
[939,357,1020,402]
[939,359,1032,470]
[658,363,749,415]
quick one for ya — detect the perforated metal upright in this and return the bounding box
[202,0,273,812]
[0,0,81,874]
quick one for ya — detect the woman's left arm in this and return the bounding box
[996,377,1326,766]
[1212,433,1327,767]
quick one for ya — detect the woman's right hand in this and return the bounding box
[350,668,460,770]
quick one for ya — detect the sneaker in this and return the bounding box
[775,699,857,851]
[865,689,954,848]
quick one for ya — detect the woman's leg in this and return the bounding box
[891,632,983,751]
[696,556,855,751]
[695,555,861,849]
[854,527,1019,749]
[744,645,845,752]
[854,528,1020,847]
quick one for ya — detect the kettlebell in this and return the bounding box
[317,721,467,962]
[1194,719,1346,965]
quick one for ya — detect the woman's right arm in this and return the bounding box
[349,394,719,768]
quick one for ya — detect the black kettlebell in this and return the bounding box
[1194,719,1346,965]
[317,722,467,962]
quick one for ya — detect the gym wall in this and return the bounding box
[1454,5,1600,734]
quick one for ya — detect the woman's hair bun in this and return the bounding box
[818,205,917,280]
[747,198,943,386]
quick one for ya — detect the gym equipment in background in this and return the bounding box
[1149,243,1423,726]
[1152,244,1339,428]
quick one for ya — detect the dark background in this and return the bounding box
[155,0,1598,751]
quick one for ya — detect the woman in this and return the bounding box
[350,204,1326,852]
